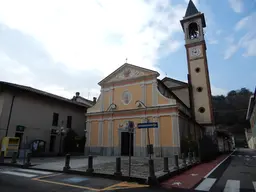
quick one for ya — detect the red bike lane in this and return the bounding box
[161,154,229,190]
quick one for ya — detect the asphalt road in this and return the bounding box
[194,148,256,191]
[0,166,179,192]
[3,149,256,192]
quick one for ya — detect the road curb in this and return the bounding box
[0,162,32,168]
[157,162,199,183]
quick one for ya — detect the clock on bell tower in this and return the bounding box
[180,0,214,128]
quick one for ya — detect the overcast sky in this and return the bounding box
[0,0,255,100]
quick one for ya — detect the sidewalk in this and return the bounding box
[32,156,116,171]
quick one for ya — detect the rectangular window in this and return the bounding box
[52,113,59,126]
[67,116,72,128]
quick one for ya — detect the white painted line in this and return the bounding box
[231,155,235,157]
[16,169,53,175]
[1,171,37,178]
[204,150,236,179]
[238,155,242,157]
[195,178,216,191]
[223,180,240,192]
[253,156,256,158]
[253,181,256,191]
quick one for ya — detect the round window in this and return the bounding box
[197,87,203,92]
[122,91,132,105]
[195,67,200,73]
[198,107,205,113]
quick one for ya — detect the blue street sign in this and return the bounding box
[137,122,158,129]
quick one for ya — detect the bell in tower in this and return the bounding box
[180,0,206,44]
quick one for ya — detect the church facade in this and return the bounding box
[85,0,214,157]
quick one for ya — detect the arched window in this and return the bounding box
[188,22,200,39]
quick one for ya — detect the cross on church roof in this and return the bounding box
[185,0,199,17]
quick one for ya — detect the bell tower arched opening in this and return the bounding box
[188,22,200,39]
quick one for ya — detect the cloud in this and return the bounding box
[211,86,228,96]
[224,12,256,59]
[224,44,239,60]
[228,0,244,13]
[0,0,190,99]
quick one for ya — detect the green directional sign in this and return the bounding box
[16,125,25,132]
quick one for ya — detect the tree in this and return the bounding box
[212,88,252,134]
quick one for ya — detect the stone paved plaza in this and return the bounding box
[72,156,184,179]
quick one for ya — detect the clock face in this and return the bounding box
[190,47,201,57]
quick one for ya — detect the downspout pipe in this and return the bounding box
[5,95,15,136]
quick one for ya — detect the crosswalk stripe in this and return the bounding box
[16,169,53,175]
[195,178,216,191]
[253,181,256,190]
[223,180,240,192]
[1,171,37,178]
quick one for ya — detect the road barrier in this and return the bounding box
[86,155,94,173]
[182,153,187,167]
[163,157,169,172]
[174,154,179,170]
[11,152,17,164]
[114,157,122,176]
[63,154,71,171]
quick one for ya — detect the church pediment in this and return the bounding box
[98,63,160,86]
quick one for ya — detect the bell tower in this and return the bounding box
[180,0,214,130]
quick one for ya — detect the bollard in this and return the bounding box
[63,154,71,171]
[174,154,179,170]
[11,152,17,164]
[86,155,94,173]
[0,151,4,163]
[147,159,158,185]
[193,152,197,163]
[163,157,169,172]
[188,152,192,165]
[114,157,122,176]
[24,152,31,167]
[181,153,187,167]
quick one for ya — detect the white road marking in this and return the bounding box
[191,173,198,176]
[204,149,236,178]
[238,155,242,157]
[231,155,235,157]
[1,171,37,178]
[253,156,256,158]
[172,181,182,186]
[223,180,240,192]
[195,178,216,191]
[16,169,53,175]
[253,182,256,191]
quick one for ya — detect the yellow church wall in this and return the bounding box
[160,116,173,147]
[136,128,141,146]
[103,121,108,146]
[90,121,99,146]
[103,91,110,111]
[113,119,120,146]
[158,92,170,105]
[112,84,142,110]
[146,84,152,106]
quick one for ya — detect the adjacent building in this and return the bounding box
[0,81,93,156]
[245,88,256,149]
[85,0,216,157]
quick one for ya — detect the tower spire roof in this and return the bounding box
[185,0,199,17]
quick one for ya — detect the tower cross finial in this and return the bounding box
[125,58,128,63]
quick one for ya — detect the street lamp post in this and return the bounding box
[57,125,66,156]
